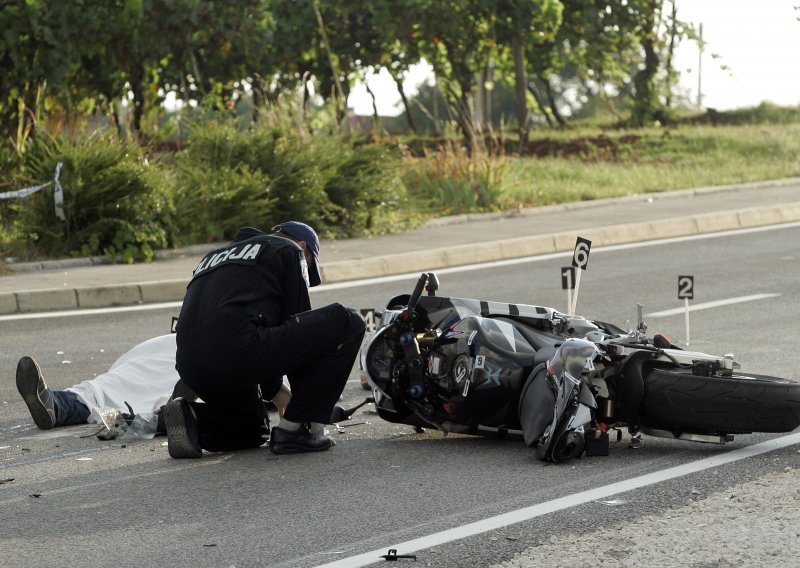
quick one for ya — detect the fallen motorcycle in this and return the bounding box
[359,272,800,462]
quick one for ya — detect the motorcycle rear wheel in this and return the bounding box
[640,369,800,434]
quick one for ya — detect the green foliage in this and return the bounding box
[173,121,278,243]
[173,114,406,242]
[10,134,173,262]
[685,103,800,126]
[323,142,407,237]
[502,123,800,205]
[402,143,514,215]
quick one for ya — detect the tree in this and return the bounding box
[494,0,563,142]
[0,1,86,141]
[410,0,500,146]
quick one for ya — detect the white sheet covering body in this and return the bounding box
[66,334,177,424]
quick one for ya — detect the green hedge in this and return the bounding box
[173,119,407,241]
[9,133,173,263]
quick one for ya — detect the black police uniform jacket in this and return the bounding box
[174,227,311,392]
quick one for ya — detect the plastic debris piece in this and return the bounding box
[0,478,14,485]
[381,549,417,562]
[98,407,120,430]
[597,499,626,506]
[29,493,42,498]
[337,421,368,429]
[130,413,159,439]
[75,457,93,461]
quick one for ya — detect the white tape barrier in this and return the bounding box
[0,162,65,220]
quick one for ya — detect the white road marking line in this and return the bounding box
[312,432,800,568]
[647,293,780,318]
[3,222,798,320]
[0,301,183,321]
[319,221,800,291]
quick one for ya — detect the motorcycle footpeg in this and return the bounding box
[585,429,609,456]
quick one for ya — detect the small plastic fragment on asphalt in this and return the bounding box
[597,499,626,506]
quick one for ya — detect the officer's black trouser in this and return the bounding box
[178,303,365,452]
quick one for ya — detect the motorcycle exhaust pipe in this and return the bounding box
[329,396,375,423]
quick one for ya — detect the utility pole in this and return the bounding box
[697,22,704,109]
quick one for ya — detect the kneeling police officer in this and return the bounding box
[163,221,365,458]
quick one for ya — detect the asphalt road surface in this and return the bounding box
[1,224,799,568]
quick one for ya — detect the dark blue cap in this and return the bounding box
[272,221,322,286]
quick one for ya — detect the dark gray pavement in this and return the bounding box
[1,177,799,315]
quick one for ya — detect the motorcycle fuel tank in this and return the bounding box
[428,316,538,428]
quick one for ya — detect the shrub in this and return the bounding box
[173,117,407,242]
[323,142,408,237]
[11,133,173,262]
[402,143,514,215]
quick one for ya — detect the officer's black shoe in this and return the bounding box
[269,423,334,454]
[163,398,202,459]
[16,356,56,430]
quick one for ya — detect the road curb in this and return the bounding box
[2,201,800,316]
[321,202,800,282]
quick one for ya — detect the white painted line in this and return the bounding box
[0,301,183,322]
[318,221,800,291]
[3,221,798,319]
[312,432,800,568]
[647,293,780,318]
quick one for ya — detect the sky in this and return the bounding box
[348,0,800,116]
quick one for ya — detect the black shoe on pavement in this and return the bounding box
[269,423,334,454]
[16,356,56,430]
[163,398,202,459]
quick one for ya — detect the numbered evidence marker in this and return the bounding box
[569,237,592,316]
[561,266,576,314]
[678,275,694,346]
[360,308,379,334]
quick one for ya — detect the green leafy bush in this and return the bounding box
[402,143,514,215]
[173,118,406,241]
[323,142,407,237]
[10,133,173,262]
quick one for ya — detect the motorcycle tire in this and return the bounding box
[640,369,800,434]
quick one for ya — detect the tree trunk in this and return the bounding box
[527,84,553,128]
[539,76,566,127]
[512,30,529,145]
[130,65,145,134]
[632,2,663,126]
[664,0,678,110]
[364,80,381,135]
[391,73,418,134]
[633,33,660,125]
[313,2,350,136]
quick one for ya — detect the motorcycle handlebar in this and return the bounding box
[407,273,429,310]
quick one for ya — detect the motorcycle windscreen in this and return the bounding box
[432,316,537,427]
[518,365,556,447]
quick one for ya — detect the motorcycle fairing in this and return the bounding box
[429,315,537,428]
[527,339,599,461]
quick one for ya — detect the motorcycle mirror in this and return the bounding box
[329,396,375,423]
[426,272,439,296]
